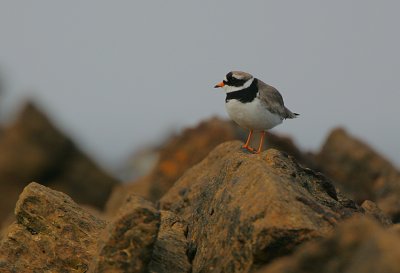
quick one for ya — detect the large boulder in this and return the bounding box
[0,102,119,223]
[107,118,243,211]
[91,194,160,273]
[257,217,400,273]
[317,128,400,222]
[159,141,363,272]
[106,118,310,214]
[0,182,107,272]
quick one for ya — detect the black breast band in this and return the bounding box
[225,79,258,103]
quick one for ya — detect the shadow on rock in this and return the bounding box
[257,217,400,273]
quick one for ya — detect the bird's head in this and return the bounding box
[214,71,254,93]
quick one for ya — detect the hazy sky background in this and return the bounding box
[0,1,399,173]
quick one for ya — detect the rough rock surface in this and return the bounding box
[317,128,400,221]
[361,200,392,227]
[0,102,119,222]
[257,217,400,273]
[107,118,242,211]
[91,194,160,273]
[160,141,363,272]
[107,117,310,214]
[0,182,106,272]
[148,210,191,273]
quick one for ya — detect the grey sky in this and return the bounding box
[0,1,399,172]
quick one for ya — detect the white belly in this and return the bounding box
[225,99,283,131]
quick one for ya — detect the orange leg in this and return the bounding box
[255,131,266,154]
[242,130,253,149]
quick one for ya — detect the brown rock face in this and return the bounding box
[160,141,362,272]
[107,117,310,214]
[106,117,241,213]
[147,210,191,273]
[0,182,106,272]
[257,217,400,273]
[317,128,400,222]
[0,102,119,222]
[361,200,392,227]
[91,195,160,273]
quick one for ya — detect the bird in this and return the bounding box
[214,71,298,154]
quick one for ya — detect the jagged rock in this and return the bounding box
[317,128,400,222]
[148,210,191,273]
[159,141,363,272]
[91,194,160,273]
[107,118,242,209]
[0,182,106,272]
[257,217,400,273]
[107,117,310,214]
[0,102,119,223]
[361,200,392,227]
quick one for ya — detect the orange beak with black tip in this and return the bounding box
[214,81,225,88]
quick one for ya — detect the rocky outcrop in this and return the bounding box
[0,182,107,272]
[107,118,311,214]
[107,118,243,211]
[91,195,160,273]
[1,139,392,273]
[257,217,400,273]
[317,128,400,222]
[147,210,191,273]
[93,194,192,273]
[0,102,119,223]
[159,141,363,272]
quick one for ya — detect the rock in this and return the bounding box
[91,194,160,273]
[391,224,400,236]
[0,213,15,239]
[0,102,119,223]
[0,182,106,272]
[107,117,310,214]
[148,210,191,273]
[376,194,400,224]
[106,117,242,213]
[143,117,243,201]
[316,128,400,222]
[106,176,153,216]
[159,141,363,272]
[257,217,400,273]
[361,200,392,227]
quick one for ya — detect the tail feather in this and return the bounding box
[285,108,299,119]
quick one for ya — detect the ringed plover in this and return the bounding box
[214,71,298,153]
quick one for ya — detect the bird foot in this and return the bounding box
[242,145,257,153]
